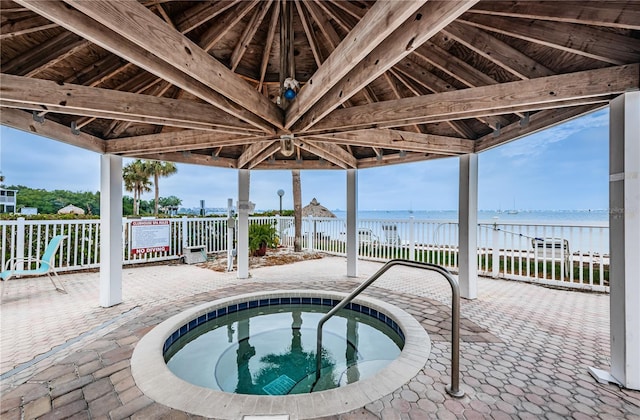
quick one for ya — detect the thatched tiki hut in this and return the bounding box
[57,204,85,215]
[302,198,336,218]
[301,198,336,247]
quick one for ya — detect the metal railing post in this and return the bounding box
[314,259,464,397]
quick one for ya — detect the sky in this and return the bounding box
[0,107,610,212]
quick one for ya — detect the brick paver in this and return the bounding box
[1,256,639,419]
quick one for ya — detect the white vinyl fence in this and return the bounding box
[1,216,609,292]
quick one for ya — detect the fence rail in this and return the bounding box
[1,216,609,292]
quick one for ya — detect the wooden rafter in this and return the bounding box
[460,14,640,65]
[0,108,104,153]
[1,31,88,76]
[314,129,474,155]
[383,72,422,134]
[174,0,240,34]
[289,0,479,132]
[230,0,272,72]
[294,0,323,67]
[105,131,270,156]
[19,0,278,133]
[198,0,259,51]
[104,80,174,138]
[442,21,554,80]
[307,64,639,133]
[474,104,605,152]
[414,43,511,128]
[247,142,281,169]
[299,139,357,169]
[358,152,435,169]
[258,1,280,92]
[0,74,263,135]
[466,1,640,30]
[141,152,237,169]
[62,0,282,129]
[389,68,472,138]
[0,14,57,39]
[238,140,278,168]
[285,0,429,129]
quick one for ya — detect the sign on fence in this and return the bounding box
[131,220,170,255]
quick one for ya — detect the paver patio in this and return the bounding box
[1,256,639,419]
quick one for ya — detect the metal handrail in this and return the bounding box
[314,259,465,397]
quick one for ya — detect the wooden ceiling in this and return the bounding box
[1,1,639,170]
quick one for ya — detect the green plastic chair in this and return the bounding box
[1,234,68,297]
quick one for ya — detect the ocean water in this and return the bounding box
[331,209,609,224]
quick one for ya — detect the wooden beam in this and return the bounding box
[247,142,281,169]
[289,0,478,132]
[254,159,339,170]
[303,0,341,48]
[329,0,369,21]
[285,0,429,129]
[140,151,237,168]
[295,0,323,67]
[20,0,276,133]
[63,0,283,129]
[460,14,640,65]
[390,67,473,138]
[414,43,510,128]
[105,130,269,155]
[442,21,554,80]
[0,74,263,135]
[474,104,605,152]
[198,0,259,51]
[258,1,279,92]
[174,0,240,34]
[307,64,638,133]
[315,129,474,155]
[0,107,105,153]
[104,80,174,138]
[1,31,87,76]
[238,140,277,168]
[466,1,640,30]
[295,0,356,110]
[383,72,422,134]
[300,139,357,168]
[0,14,57,39]
[358,152,436,169]
[313,0,360,33]
[229,0,271,72]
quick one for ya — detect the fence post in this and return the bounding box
[409,216,416,261]
[492,224,500,278]
[16,217,25,270]
[275,214,281,246]
[181,216,188,252]
[308,216,314,251]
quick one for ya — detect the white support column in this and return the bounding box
[346,169,358,277]
[458,153,478,300]
[237,169,250,279]
[99,154,123,307]
[592,91,640,390]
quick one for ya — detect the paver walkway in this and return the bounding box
[1,256,639,419]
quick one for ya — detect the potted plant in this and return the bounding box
[249,222,278,256]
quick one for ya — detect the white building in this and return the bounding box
[0,187,17,213]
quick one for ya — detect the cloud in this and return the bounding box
[498,108,608,160]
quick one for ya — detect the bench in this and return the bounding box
[531,237,570,273]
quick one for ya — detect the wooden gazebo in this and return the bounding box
[1,1,638,168]
[1,1,639,391]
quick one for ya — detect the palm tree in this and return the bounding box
[292,170,302,252]
[123,160,151,215]
[144,160,178,216]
